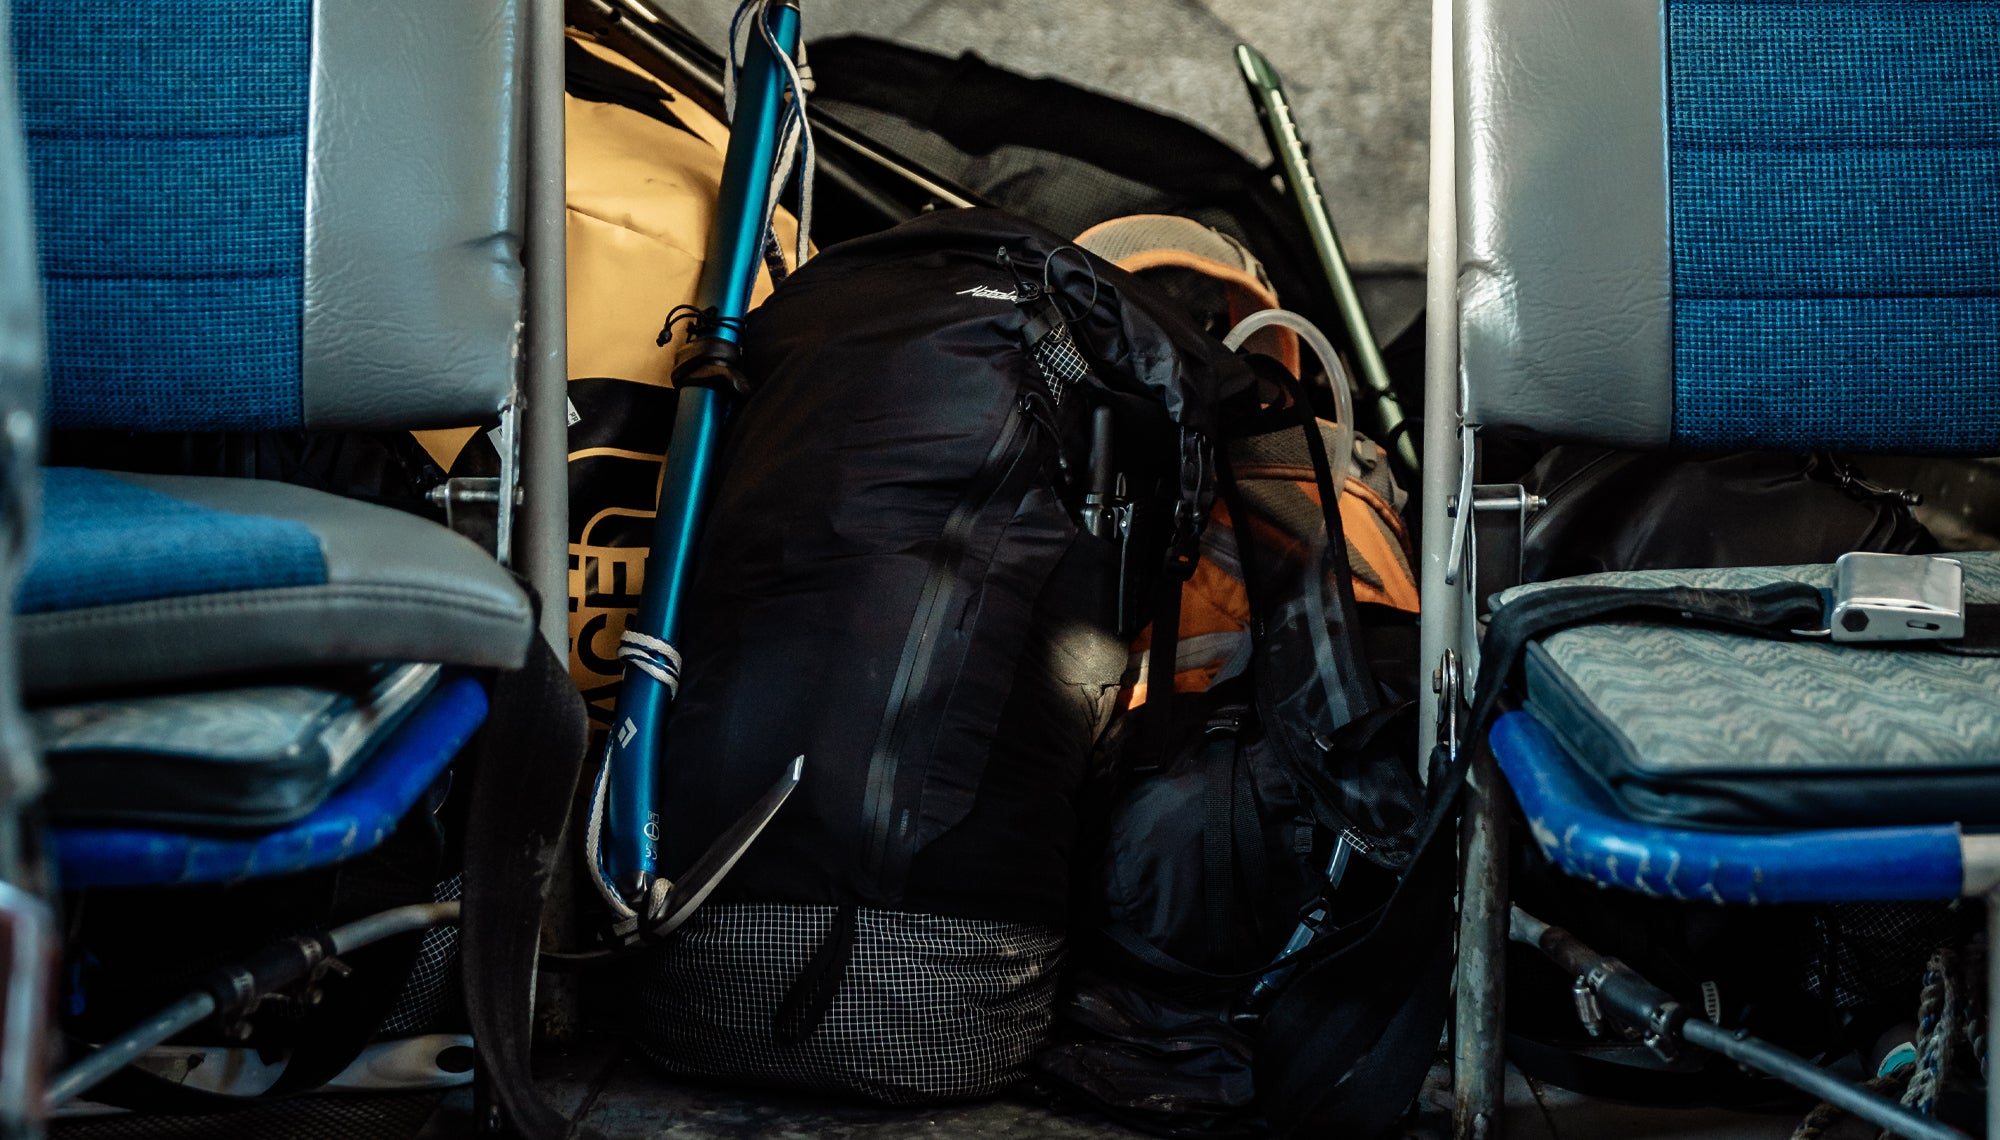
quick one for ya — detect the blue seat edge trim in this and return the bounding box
[1491,710,1963,905]
[51,675,488,889]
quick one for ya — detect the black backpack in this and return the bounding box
[638,208,1249,1102]
[1037,360,1445,1138]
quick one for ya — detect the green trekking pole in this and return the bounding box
[1237,43,1418,476]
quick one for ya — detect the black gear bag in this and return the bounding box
[638,208,1248,1102]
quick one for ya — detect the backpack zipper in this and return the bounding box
[859,394,1039,887]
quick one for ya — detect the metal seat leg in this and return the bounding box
[1454,750,1510,1140]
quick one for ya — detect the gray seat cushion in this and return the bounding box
[20,471,531,697]
[1497,552,2000,829]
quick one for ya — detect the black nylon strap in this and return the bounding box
[460,634,592,1140]
[1101,919,1219,982]
[1255,804,1454,1139]
[1274,373,1377,720]
[1949,603,2000,654]
[1138,570,1187,770]
[1228,746,1272,948]
[1201,730,1237,936]
[772,904,859,1048]
[1468,580,1830,744]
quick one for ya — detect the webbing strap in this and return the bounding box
[772,903,859,1048]
[1949,603,2000,654]
[460,634,593,1140]
[1200,729,1238,937]
[1469,580,1830,741]
[1139,571,1186,769]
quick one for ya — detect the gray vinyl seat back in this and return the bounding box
[10,0,524,433]
[1457,0,2000,454]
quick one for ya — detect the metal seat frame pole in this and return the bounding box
[1427,0,1509,1131]
[1961,833,2000,1139]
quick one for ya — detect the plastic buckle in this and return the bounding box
[1828,552,1964,643]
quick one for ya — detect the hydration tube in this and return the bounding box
[1224,308,1356,489]
[591,0,810,924]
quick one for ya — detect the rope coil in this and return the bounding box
[1790,941,1981,1140]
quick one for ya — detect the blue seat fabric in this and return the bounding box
[1669,0,2000,453]
[18,468,326,615]
[10,0,310,430]
[1491,711,1965,905]
[51,676,487,888]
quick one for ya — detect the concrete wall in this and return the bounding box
[670,0,1431,277]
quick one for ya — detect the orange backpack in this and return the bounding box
[1074,213,1418,706]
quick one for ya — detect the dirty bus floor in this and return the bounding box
[533,1040,1825,1140]
[46,1040,1848,1139]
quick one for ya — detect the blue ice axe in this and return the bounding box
[589,0,806,931]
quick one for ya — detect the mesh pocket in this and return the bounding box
[1805,901,1967,1010]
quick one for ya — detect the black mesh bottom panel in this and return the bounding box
[639,903,1063,1104]
[53,1092,447,1140]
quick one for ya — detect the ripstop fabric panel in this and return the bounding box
[19,468,326,615]
[1668,0,2000,452]
[11,0,309,430]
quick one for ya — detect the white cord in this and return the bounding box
[756,7,814,269]
[727,0,815,272]
[617,629,683,694]
[583,755,638,920]
[585,629,683,917]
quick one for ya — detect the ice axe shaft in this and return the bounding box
[601,0,802,908]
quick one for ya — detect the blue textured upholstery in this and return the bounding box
[1669,0,2000,453]
[52,677,487,888]
[19,469,325,615]
[11,0,310,430]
